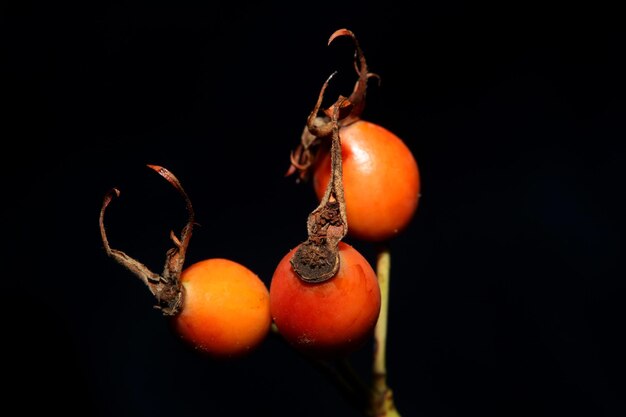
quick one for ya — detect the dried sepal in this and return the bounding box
[287,28,378,182]
[99,165,195,316]
[291,97,349,283]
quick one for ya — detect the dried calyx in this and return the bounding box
[290,97,349,283]
[288,28,378,284]
[287,28,379,183]
[99,165,195,316]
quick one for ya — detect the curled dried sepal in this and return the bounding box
[99,165,195,316]
[285,72,336,181]
[291,98,348,283]
[287,28,377,182]
[327,28,378,125]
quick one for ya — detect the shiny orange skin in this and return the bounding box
[269,242,381,358]
[174,258,271,359]
[313,120,420,242]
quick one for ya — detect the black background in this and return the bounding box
[3,1,625,416]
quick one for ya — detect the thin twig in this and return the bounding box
[371,246,400,417]
[269,326,369,412]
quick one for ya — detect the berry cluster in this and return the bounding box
[99,27,420,415]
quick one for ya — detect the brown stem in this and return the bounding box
[290,97,349,283]
[99,164,195,316]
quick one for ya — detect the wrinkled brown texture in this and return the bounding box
[99,165,195,316]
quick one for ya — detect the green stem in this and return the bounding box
[371,246,400,417]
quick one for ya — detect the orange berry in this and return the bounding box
[174,258,271,359]
[270,242,381,358]
[313,120,420,242]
